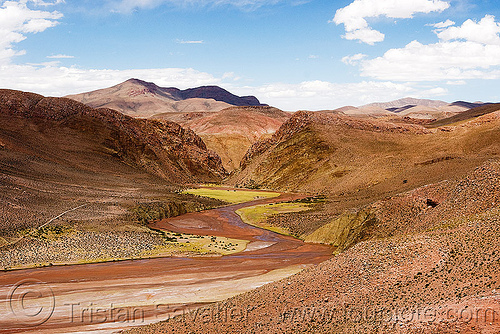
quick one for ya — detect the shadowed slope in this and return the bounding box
[0,89,227,235]
[428,103,500,127]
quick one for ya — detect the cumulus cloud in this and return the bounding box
[356,15,500,81]
[436,15,500,45]
[0,0,62,64]
[0,63,224,96]
[332,0,450,44]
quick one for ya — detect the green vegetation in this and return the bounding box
[236,202,313,235]
[158,232,249,256]
[181,188,281,204]
[131,201,191,225]
[23,225,75,240]
[130,197,225,226]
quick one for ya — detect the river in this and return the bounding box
[0,193,332,333]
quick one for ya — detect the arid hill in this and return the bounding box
[0,89,227,237]
[428,103,500,127]
[130,160,500,334]
[155,106,291,171]
[230,109,500,199]
[66,78,265,118]
[338,97,483,121]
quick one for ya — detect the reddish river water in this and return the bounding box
[0,193,332,333]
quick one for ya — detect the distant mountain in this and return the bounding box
[155,106,290,171]
[162,85,263,107]
[340,97,489,121]
[450,101,486,109]
[362,97,449,109]
[66,78,265,118]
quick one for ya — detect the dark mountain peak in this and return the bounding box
[120,79,265,107]
[166,85,265,107]
[450,101,486,109]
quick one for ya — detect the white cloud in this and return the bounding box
[343,27,384,45]
[430,19,454,28]
[357,15,500,81]
[436,15,500,45]
[176,39,204,44]
[341,53,367,66]
[360,40,500,81]
[332,0,450,44]
[308,54,319,59]
[47,53,74,58]
[0,0,62,64]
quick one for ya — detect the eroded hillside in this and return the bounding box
[129,158,500,334]
[0,89,227,263]
[231,109,500,199]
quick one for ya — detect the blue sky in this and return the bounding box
[1,0,500,110]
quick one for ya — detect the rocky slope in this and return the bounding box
[66,78,265,118]
[128,160,500,334]
[0,89,227,237]
[231,109,500,198]
[155,106,290,171]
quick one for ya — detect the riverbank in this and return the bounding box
[0,191,332,334]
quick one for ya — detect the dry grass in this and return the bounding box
[236,202,313,235]
[181,188,281,204]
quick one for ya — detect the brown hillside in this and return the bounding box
[128,160,500,334]
[231,110,500,198]
[0,89,227,183]
[0,89,227,236]
[155,106,290,171]
[428,103,500,127]
[66,79,265,118]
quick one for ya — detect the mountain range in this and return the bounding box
[3,81,500,334]
[66,78,265,118]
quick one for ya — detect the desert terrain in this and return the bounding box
[1,82,500,334]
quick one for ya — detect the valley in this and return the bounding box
[0,190,331,334]
[1,82,500,334]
